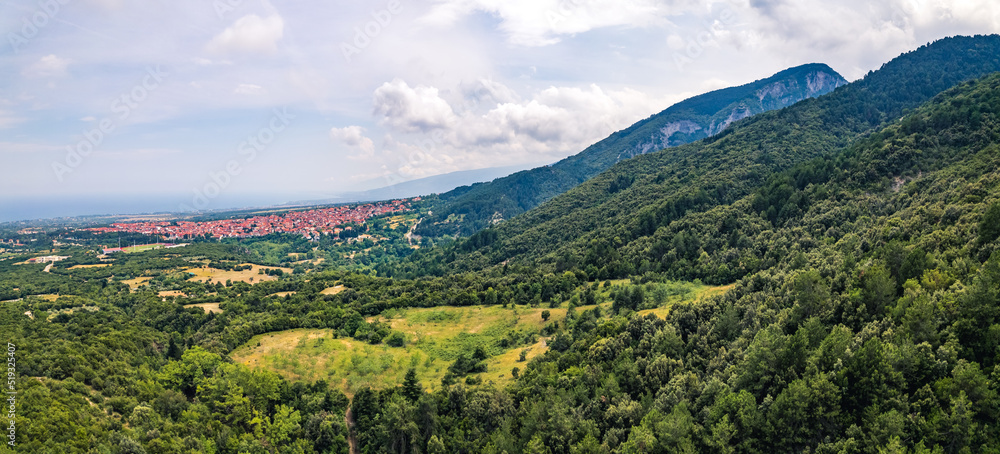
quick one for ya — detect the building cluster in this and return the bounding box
[27,255,69,263]
[87,199,412,240]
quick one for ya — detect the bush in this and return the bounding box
[385,331,406,347]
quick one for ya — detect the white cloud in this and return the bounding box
[206,14,285,54]
[234,83,266,95]
[355,78,682,180]
[373,79,458,133]
[0,141,62,153]
[0,111,27,129]
[740,0,1000,79]
[330,126,376,156]
[23,55,71,78]
[94,148,183,160]
[423,0,678,46]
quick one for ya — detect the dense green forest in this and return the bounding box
[3,35,1000,453]
[414,64,846,237]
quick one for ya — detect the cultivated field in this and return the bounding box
[158,290,187,298]
[122,277,152,290]
[68,264,112,269]
[320,285,345,295]
[185,264,292,285]
[183,302,222,313]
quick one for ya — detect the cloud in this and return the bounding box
[741,0,1000,78]
[0,141,62,153]
[234,83,266,95]
[206,14,285,54]
[23,55,71,78]
[355,78,681,180]
[330,126,376,156]
[85,0,124,9]
[0,111,27,129]
[373,79,458,133]
[422,0,678,46]
[94,148,183,160]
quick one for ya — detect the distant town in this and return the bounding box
[87,199,415,240]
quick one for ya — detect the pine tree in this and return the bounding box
[402,368,422,401]
[167,337,182,360]
[427,435,446,454]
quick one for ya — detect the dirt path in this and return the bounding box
[43,263,52,273]
[405,218,421,247]
[345,404,359,454]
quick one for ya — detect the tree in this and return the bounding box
[791,269,830,324]
[266,405,302,447]
[166,336,182,360]
[862,264,896,317]
[485,287,498,305]
[541,310,551,322]
[386,331,406,347]
[403,368,422,401]
[427,435,446,454]
[979,201,1000,244]
[526,435,551,454]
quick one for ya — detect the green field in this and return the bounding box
[231,304,577,395]
[231,282,727,395]
[121,243,167,253]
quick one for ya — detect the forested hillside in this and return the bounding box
[388,35,1000,280]
[415,64,846,237]
[347,59,1000,454]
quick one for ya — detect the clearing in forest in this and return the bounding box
[232,305,574,396]
[68,264,112,269]
[320,285,346,295]
[232,280,726,395]
[183,302,222,313]
[185,264,292,285]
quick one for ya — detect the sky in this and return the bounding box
[1,0,1000,216]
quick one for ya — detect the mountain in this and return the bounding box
[285,164,545,206]
[359,60,1000,454]
[387,35,1000,279]
[414,63,847,237]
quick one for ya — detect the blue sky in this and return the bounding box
[2,0,999,213]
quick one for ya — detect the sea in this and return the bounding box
[0,194,303,223]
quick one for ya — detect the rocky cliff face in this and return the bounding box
[624,67,847,160]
